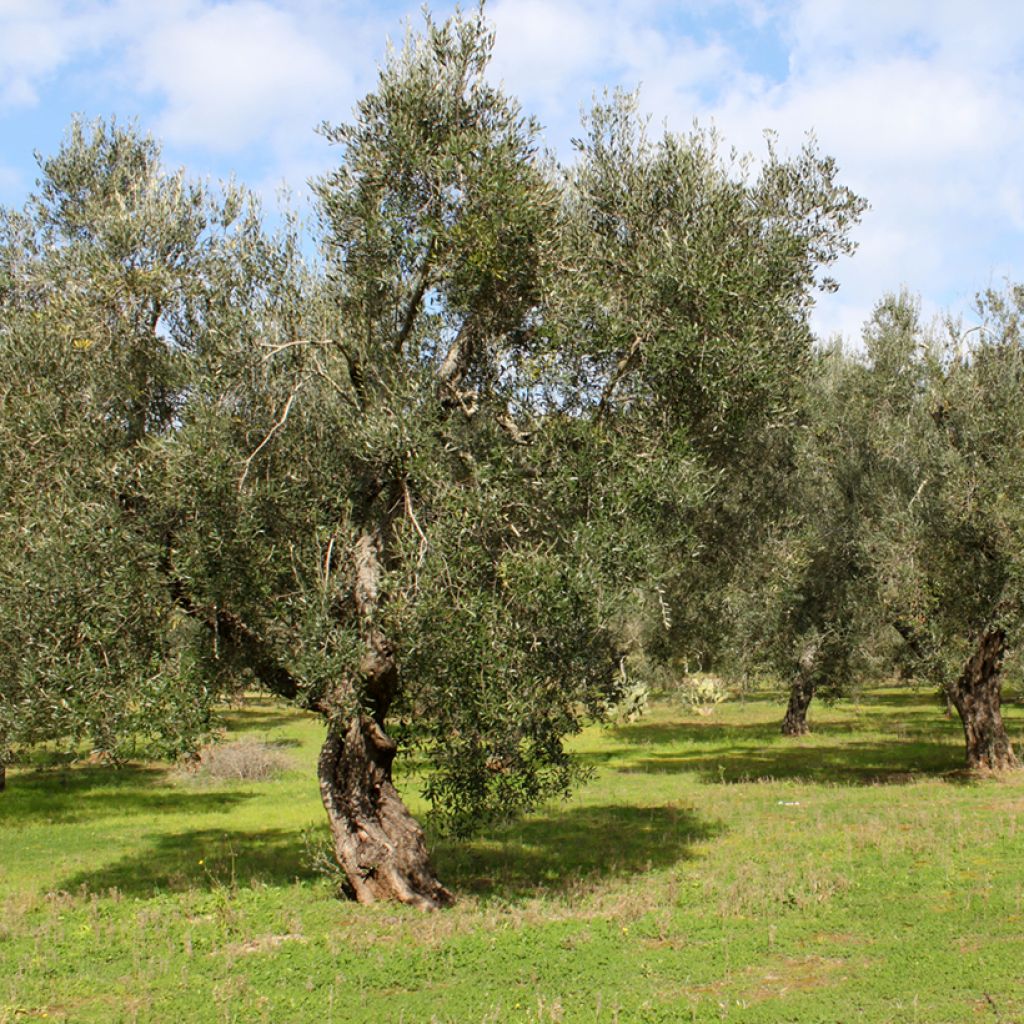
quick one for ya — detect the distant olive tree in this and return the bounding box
[720,339,882,734]
[739,288,1024,767]
[557,98,866,687]
[868,289,1024,770]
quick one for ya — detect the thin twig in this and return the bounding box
[908,478,928,509]
[402,477,429,569]
[238,389,298,491]
[259,337,332,360]
[310,358,358,404]
[322,534,335,597]
[597,335,644,418]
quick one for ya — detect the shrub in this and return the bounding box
[678,674,729,717]
[182,739,290,783]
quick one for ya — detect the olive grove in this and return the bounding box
[0,10,866,900]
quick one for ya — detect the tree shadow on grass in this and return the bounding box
[602,700,975,786]
[59,826,315,896]
[218,707,310,733]
[610,703,960,748]
[619,736,971,785]
[858,690,948,710]
[610,719,784,746]
[54,804,721,904]
[0,765,255,827]
[431,803,723,901]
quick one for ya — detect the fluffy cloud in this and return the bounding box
[487,0,740,132]
[1,0,1021,339]
[713,1,1024,337]
[480,0,1024,339]
[0,0,81,109]
[129,2,354,153]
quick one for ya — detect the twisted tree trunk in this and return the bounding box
[317,530,452,909]
[163,524,451,907]
[782,642,818,736]
[781,673,815,736]
[317,709,452,909]
[949,628,1019,771]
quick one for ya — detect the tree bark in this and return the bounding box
[949,628,1020,771]
[781,673,816,736]
[316,529,453,909]
[942,688,954,719]
[782,642,818,736]
[317,709,453,909]
[0,765,5,792]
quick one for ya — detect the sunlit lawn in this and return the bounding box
[4,686,1024,1023]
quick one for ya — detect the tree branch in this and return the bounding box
[437,321,473,388]
[597,335,644,418]
[395,237,435,355]
[238,389,299,491]
[160,538,302,703]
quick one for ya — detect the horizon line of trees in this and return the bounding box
[2,8,1021,908]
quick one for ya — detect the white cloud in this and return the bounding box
[488,0,605,93]
[0,0,202,110]
[486,0,1024,339]
[658,0,1024,341]
[0,0,75,109]
[129,2,354,154]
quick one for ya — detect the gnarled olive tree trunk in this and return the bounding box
[781,644,818,736]
[949,628,1019,771]
[317,708,452,909]
[164,527,451,908]
[316,531,453,909]
[781,674,815,735]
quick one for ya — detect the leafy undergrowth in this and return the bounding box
[4,689,1024,1022]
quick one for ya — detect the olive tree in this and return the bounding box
[0,22,646,907]
[0,118,272,786]
[868,289,1024,770]
[721,341,882,734]
[756,288,1024,768]
[0,10,865,900]
[551,94,867,692]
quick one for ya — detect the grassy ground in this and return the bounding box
[4,687,1024,1023]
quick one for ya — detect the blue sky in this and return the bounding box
[2,0,1023,343]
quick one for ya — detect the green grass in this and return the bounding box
[4,688,1024,1023]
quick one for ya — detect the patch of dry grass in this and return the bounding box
[180,739,291,784]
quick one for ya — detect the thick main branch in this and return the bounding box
[159,540,300,703]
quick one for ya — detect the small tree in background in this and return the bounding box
[721,340,882,734]
[557,95,866,688]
